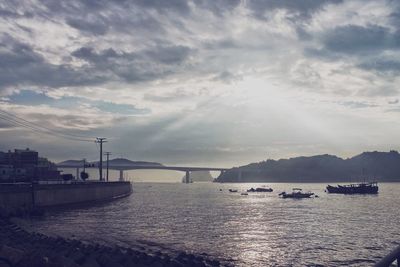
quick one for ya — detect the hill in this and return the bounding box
[215,150,400,183]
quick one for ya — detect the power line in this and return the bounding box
[0,109,94,141]
[0,109,94,140]
[0,114,91,142]
[0,109,94,142]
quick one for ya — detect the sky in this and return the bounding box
[1,0,400,167]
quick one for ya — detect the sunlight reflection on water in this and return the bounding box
[27,182,400,266]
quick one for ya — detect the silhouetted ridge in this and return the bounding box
[215,151,400,182]
[107,158,163,166]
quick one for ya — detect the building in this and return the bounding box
[0,148,61,182]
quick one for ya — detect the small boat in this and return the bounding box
[247,187,273,193]
[241,192,248,196]
[279,188,314,199]
[326,182,378,194]
[229,189,238,193]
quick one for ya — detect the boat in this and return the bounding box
[247,187,273,193]
[279,188,314,199]
[326,182,378,194]
[241,192,248,196]
[228,189,238,193]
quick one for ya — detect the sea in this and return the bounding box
[25,179,400,266]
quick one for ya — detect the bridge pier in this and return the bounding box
[119,170,124,181]
[76,168,80,180]
[237,169,242,182]
[185,171,190,184]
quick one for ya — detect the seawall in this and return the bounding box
[0,181,132,215]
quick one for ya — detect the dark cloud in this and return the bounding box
[0,36,106,89]
[145,45,192,64]
[133,0,191,14]
[245,0,343,19]
[0,8,33,19]
[72,45,193,83]
[0,33,193,90]
[358,59,400,73]
[322,24,400,54]
[193,0,241,16]
[66,17,109,35]
[212,71,243,84]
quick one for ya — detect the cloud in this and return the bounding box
[0,36,106,89]
[66,17,109,36]
[339,101,378,109]
[245,0,343,20]
[7,90,148,115]
[71,45,193,83]
[358,59,400,73]
[2,0,400,165]
[322,24,400,54]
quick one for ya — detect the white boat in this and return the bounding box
[279,188,314,199]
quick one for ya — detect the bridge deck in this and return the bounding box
[57,164,228,172]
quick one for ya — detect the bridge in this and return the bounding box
[57,163,229,183]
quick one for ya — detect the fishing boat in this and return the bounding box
[228,189,238,193]
[279,188,314,199]
[247,187,273,193]
[326,182,378,194]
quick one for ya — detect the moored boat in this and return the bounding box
[326,182,378,194]
[279,188,314,199]
[247,187,273,193]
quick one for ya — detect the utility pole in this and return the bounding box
[104,152,111,182]
[95,138,107,181]
[82,158,86,173]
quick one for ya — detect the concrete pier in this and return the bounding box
[0,181,132,214]
[185,171,190,183]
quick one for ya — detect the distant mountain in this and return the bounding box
[181,171,214,183]
[58,158,163,167]
[106,158,162,166]
[57,160,86,167]
[215,150,400,183]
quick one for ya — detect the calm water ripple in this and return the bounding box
[26,182,400,266]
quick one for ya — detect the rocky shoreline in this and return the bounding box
[0,218,225,267]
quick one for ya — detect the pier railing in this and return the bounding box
[374,245,400,267]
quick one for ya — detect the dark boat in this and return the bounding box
[279,188,314,199]
[229,189,238,193]
[326,182,378,194]
[247,187,273,193]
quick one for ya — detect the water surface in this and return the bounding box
[27,182,400,266]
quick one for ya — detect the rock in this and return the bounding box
[150,260,164,267]
[206,259,220,266]
[0,245,25,265]
[69,249,86,264]
[15,252,48,267]
[81,257,101,267]
[166,259,184,267]
[96,254,123,267]
[48,255,80,267]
